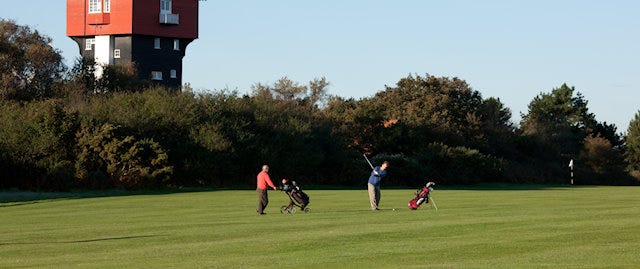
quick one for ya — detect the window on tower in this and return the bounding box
[154,38,161,49]
[104,0,110,13]
[85,38,95,50]
[89,0,102,13]
[170,70,177,78]
[173,39,179,51]
[158,0,178,25]
[152,71,163,80]
[160,0,172,14]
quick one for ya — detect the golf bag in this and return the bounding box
[280,179,310,214]
[408,182,435,210]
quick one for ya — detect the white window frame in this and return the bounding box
[113,49,120,58]
[160,0,172,14]
[170,69,177,78]
[85,38,95,50]
[173,39,179,51]
[154,38,161,49]
[104,0,110,13]
[89,0,102,14]
[151,71,163,80]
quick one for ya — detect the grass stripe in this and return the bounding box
[1,186,639,268]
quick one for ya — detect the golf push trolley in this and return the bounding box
[279,179,310,214]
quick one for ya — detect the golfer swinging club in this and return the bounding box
[367,160,389,211]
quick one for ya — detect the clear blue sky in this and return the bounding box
[2,1,638,132]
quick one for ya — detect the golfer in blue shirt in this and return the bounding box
[367,161,389,210]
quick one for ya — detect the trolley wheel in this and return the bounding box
[290,207,297,214]
[280,205,288,214]
[304,208,311,214]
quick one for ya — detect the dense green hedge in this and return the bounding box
[1,77,638,190]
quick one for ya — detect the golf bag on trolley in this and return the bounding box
[280,179,310,214]
[408,182,435,210]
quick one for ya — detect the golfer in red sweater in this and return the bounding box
[257,165,277,215]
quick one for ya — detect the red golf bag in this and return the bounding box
[408,182,435,210]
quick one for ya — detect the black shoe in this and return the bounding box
[258,212,266,215]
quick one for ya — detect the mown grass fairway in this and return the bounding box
[1,186,639,268]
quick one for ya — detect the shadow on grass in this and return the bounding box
[301,183,578,191]
[1,183,578,206]
[0,188,218,206]
[441,183,575,191]
[0,235,160,246]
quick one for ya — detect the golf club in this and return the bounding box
[362,153,374,170]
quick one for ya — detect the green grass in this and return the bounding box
[2,186,640,268]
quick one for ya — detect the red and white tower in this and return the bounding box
[67,0,199,88]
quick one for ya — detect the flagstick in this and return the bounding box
[569,159,574,185]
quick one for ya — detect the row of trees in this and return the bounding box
[1,19,639,190]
